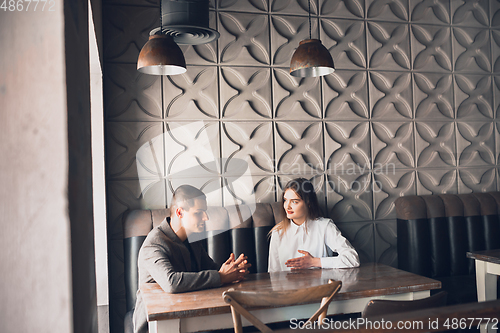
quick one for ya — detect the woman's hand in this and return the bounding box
[285,250,321,270]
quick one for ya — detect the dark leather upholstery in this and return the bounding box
[122,202,283,314]
[396,192,500,305]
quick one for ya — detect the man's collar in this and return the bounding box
[158,217,183,243]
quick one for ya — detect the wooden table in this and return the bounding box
[467,249,500,333]
[141,263,441,333]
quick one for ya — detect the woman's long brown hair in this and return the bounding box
[269,178,322,238]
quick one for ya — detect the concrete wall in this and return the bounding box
[64,1,98,333]
[0,4,73,333]
[0,1,97,332]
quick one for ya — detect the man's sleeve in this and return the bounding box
[141,243,221,293]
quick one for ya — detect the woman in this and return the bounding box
[268,178,360,272]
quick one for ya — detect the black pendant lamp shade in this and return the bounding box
[289,0,334,77]
[138,0,221,76]
[289,39,334,77]
[137,34,187,75]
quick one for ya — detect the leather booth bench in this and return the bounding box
[122,202,284,329]
[395,192,500,305]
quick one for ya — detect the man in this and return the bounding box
[133,185,251,333]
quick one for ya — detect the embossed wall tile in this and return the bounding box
[271,0,316,15]
[497,122,500,163]
[323,70,369,120]
[326,173,374,222]
[374,221,397,266]
[373,171,416,219]
[453,27,491,72]
[167,177,223,207]
[416,169,458,194]
[219,0,269,12]
[455,74,493,119]
[273,68,322,120]
[411,25,452,72]
[336,222,374,263]
[104,63,162,121]
[218,12,270,65]
[366,0,409,21]
[106,122,164,179]
[164,121,221,178]
[492,0,500,27]
[103,6,159,63]
[367,22,411,70]
[220,67,272,120]
[320,19,367,69]
[498,168,500,191]
[271,15,317,66]
[325,121,371,172]
[409,0,450,24]
[320,0,365,19]
[369,71,413,119]
[275,122,324,174]
[414,73,454,119]
[495,77,500,117]
[163,67,219,120]
[222,122,274,175]
[372,122,415,169]
[458,167,496,192]
[492,31,500,73]
[223,175,276,206]
[415,122,457,167]
[107,179,166,237]
[180,11,218,65]
[277,174,327,209]
[457,122,495,166]
[451,0,489,27]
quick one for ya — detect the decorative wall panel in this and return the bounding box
[104,64,162,121]
[274,69,322,119]
[102,0,500,331]
[323,70,369,119]
[413,73,454,119]
[321,19,367,70]
[163,66,219,119]
[320,0,364,19]
[221,67,272,119]
[416,169,458,194]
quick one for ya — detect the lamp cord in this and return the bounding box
[160,0,163,35]
[308,0,311,40]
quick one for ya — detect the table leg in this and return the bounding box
[476,260,498,333]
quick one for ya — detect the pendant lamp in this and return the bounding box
[289,0,334,77]
[137,1,187,75]
[137,34,186,75]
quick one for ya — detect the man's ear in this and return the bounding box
[175,207,183,218]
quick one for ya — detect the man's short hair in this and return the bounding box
[170,185,206,212]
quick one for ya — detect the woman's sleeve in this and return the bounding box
[320,220,360,269]
[268,231,281,272]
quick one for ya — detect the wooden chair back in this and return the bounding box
[222,279,342,333]
[362,291,448,318]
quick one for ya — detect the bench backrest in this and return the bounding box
[396,192,500,278]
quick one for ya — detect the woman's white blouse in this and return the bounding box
[268,217,360,272]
